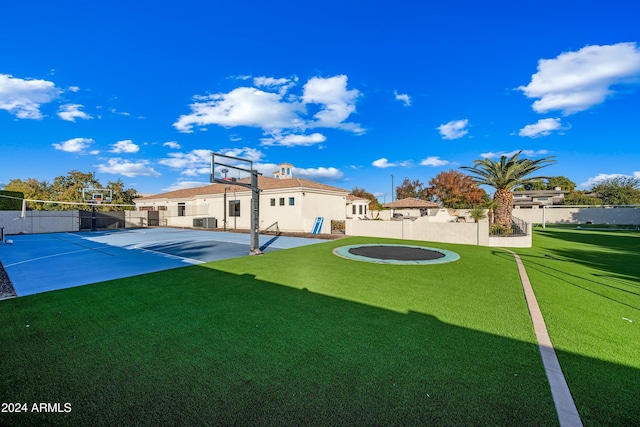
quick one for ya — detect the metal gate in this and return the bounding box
[79,211,126,230]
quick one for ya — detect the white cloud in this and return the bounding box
[578,172,640,189]
[372,158,412,168]
[518,118,567,137]
[394,90,411,106]
[420,156,449,167]
[52,137,95,153]
[480,149,550,159]
[0,73,60,119]
[173,86,304,133]
[518,42,640,115]
[293,166,343,181]
[253,76,297,94]
[163,141,181,149]
[302,75,363,133]
[162,181,210,192]
[158,149,212,171]
[68,86,80,92]
[109,107,131,116]
[57,103,93,122]
[174,75,364,136]
[96,158,161,177]
[110,139,140,154]
[437,119,469,139]
[218,147,264,162]
[261,132,326,147]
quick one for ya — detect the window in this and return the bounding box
[279,197,285,206]
[359,205,363,215]
[229,200,240,217]
[270,198,276,206]
[289,197,295,206]
[352,205,356,214]
[178,203,186,217]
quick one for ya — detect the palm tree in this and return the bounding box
[482,198,500,226]
[468,206,487,223]
[461,151,556,228]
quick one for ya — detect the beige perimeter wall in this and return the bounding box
[346,217,532,248]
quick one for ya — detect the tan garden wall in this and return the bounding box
[346,217,532,247]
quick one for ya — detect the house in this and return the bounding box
[346,195,371,219]
[134,163,350,234]
[513,187,568,209]
[381,197,440,219]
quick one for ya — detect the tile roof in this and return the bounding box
[382,197,440,208]
[135,176,349,201]
[346,194,370,202]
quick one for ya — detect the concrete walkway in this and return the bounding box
[507,250,583,427]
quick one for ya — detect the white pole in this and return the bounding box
[542,205,546,229]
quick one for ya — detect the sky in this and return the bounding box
[1,0,639,201]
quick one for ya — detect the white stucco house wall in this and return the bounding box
[134,164,350,234]
[346,195,371,219]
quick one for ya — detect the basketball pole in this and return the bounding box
[211,152,262,255]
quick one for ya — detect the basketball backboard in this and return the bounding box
[82,188,112,204]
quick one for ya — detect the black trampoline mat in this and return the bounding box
[348,245,445,261]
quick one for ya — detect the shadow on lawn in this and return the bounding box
[534,229,640,283]
[494,251,640,312]
[1,265,639,426]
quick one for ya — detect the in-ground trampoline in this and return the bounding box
[333,243,460,265]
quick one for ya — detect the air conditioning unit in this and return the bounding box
[203,217,217,229]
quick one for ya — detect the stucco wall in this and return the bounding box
[137,189,348,234]
[0,210,149,235]
[346,217,531,247]
[0,211,79,234]
[513,206,640,225]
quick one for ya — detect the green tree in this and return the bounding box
[513,176,576,191]
[4,171,140,211]
[461,151,556,227]
[106,179,140,210]
[351,187,383,211]
[0,190,24,210]
[468,206,487,223]
[590,176,640,205]
[3,178,52,210]
[428,170,485,208]
[395,178,430,201]
[51,170,101,210]
[546,176,576,191]
[562,191,602,206]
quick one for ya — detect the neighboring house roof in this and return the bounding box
[513,189,568,206]
[513,189,569,197]
[135,176,349,201]
[346,195,371,203]
[382,197,439,209]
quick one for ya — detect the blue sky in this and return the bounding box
[1,0,639,201]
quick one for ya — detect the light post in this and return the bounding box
[391,174,394,202]
[221,169,229,231]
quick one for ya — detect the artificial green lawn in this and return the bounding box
[515,227,640,426]
[1,230,636,425]
[2,236,554,426]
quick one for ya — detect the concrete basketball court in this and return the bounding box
[0,228,325,297]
